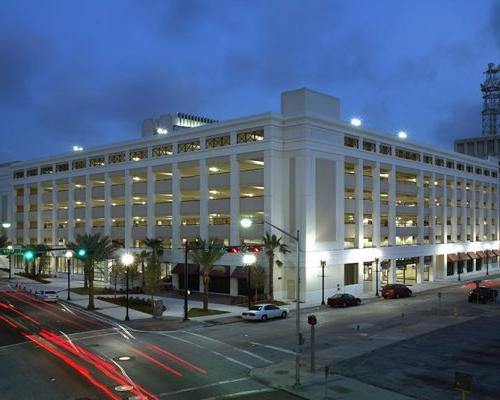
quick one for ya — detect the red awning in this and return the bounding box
[492,250,500,257]
[457,253,470,261]
[209,265,230,278]
[447,254,459,263]
[172,263,200,275]
[231,266,248,279]
[467,252,480,260]
[476,251,487,259]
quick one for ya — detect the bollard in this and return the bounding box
[307,315,317,372]
[438,292,442,317]
[357,324,360,331]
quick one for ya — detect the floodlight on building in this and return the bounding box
[350,118,362,127]
[72,145,84,152]
[156,127,168,135]
[242,254,257,265]
[2,222,11,228]
[240,218,252,228]
[398,131,408,139]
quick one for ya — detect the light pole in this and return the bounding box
[241,217,302,388]
[65,251,73,301]
[242,253,257,309]
[121,253,134,321]
[486,251,490,276]
[375,257,380,297]
[183,240,189,321]
[320,260,326,305]
[2,223,12,279]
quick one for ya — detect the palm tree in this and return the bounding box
[68,233,116,310]
[34,244,50,276]
[263,232,290,300]
[143,238,164,311]
[138,249,151,290]
[188,238,225,311]
[0,235,9,249]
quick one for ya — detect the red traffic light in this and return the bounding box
[307,315,317,326]
[226,246,239,253]
[250,245,261,253]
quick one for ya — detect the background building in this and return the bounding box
[1,88,499,302]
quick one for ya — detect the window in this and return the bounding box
[109,152,125,164]
[423,155,433,164]
[457,163,464,171]
[237,129,264,143]
[475,167,482,175]
[178,140,201,153]
[89,156,105,167]
[14,170,24,179]
[484,169,490,177]
[40,165,53,175]
[344,136,359,148]
[435,158,444,167]
[466,165,473,173]
[379,144,392,155]
[362,140,376,152]
[56,163,69,173]
[344,263,358,285]
[206,134,230,149]
[27,168,38,177]
[446,160,454,169]
[395,148,421,162]
[72,159,86,170]
[492,171,497,178]
[152,144,173,157]
[129,148,147,161]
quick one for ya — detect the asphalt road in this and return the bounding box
[0,280,300,400]
[1,276,498,400]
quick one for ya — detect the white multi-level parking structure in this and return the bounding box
[0,88,499,301]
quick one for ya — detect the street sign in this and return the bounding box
[0,249,22,255]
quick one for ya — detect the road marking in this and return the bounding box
[72,331,120,341]
[200,388,274,400]
[183,331,272,363]
[249,342,296,355]
[159,333,254,369]
[156,377,250,397]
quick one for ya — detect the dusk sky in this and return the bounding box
[1,0,498,162]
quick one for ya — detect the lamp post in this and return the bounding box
[242,253,257,309]
[486,251,489,276]
[183,240,189,321]
[65,251,73,300]
[457,260,462,281]
[375,257,380,297]
[241,217,302,388]
[2,223,12,279]
[121,253,134,321]
[320,260,326,305]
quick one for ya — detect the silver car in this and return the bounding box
[36,290,59,302]
[241,304,289,321]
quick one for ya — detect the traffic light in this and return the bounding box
[76,248,87,258]
[226,246,239,254]
[250,245,261,253]
[23,249,35,261]
[307,315,317,326]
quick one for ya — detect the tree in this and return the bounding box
[188,238,225,311]
[34,244,50,276]
[143,238,164,313]
[263,232,290,300]
[0,235,8,249]
[249,265,265,304]
[109,261,125,298]
[68,233,116,310]
[138,249,150,289]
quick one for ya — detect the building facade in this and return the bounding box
[1,88,499,302]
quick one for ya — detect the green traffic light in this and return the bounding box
[23,250,35,260]
[77,248,86,257]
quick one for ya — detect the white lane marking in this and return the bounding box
[183,331,272,364]
[159,333,254,369]
[0,341,35,351]
[60,303,76,315]
[249,342,296,355]
[72,331,120,341]
[157,378,250,397]
[200,388,274,400]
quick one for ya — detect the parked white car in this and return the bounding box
[241,304,289,321]
[36,290,59,302]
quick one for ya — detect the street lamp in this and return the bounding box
[65,251,73,301]
[241,217,302,388]
[7,245,13,280]
[2,222,11,229]
[183,240,190,321]
[320,260,326,305]
[121,253,134,321]
[375,257,380,297]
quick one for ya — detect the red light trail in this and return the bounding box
[130,347,183,377]
[144,342,207,374]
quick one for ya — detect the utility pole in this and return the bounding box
[320,260,326,305]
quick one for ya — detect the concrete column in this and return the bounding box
[23,184,29,243]
[417,256,424,284]
[146,166,155,239]
[471,180,477,241]
[229,267,238,296]
[388,164,396,246]
[442,175,448,244]
[199,159,208,240]
[429,255,435,282]
[486,184,492,240]
[461,179,467,242]
[104,172,111,237]
[67,177,75,242]
[36,182,42,243]
[372,162,381,247]
[334,157,345,249]
[51,180,57,245]
[430,173,436,244]
[8,189,15,244]
[85,175,92,235]
[355,158,364,248]
[496,184,500,241]
[452,176,458,242]
[172,163,181,249]
[230,154,240,245]
[417,171,424,245]
[478,184,484,241]
[124,170,132,248]
[389,259,396,284]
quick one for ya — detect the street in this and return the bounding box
[1,276,499,399]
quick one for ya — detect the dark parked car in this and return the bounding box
[327,293,361,307]
[381,284,412,299]
[468,287,498,303]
